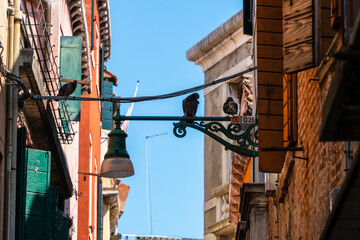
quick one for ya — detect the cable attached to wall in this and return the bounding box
[0,46,256,104]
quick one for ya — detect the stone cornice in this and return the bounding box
[98,0,111,61]
[69,0,91,92]
[186,10,248,71]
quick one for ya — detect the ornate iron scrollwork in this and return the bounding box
[117,115,258,157]
[173,120,258,157]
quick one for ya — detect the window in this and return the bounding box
[283,0,335,73]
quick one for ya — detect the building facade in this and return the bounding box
[187,10,259,240]
[188,1,360,239]
[236,0,360,239]
[0,0,129,239]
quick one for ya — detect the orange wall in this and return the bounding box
[243,159,252,183]
[78,0,101,239]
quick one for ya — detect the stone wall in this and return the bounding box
[268,68,359,240]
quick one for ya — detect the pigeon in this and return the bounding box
[56,80,77,101]
[182,93,199,122]
[223,97,238,115]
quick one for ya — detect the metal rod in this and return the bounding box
[30,94,121,101]
[260,147,304,152]
[145,132,167,235]
[120,116,231,121]
[78,171,100,176]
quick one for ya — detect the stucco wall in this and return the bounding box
[204,43,251,84]
[203,42,251,201]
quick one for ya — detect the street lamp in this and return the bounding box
[1,59,258,177]
[100,109,134,178]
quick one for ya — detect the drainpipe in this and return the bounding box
[5,1,15,239]
[5,0,20,238]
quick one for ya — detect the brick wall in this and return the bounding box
[268,68,359,240]
[229,152,249,229]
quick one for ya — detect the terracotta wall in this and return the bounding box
[78,0,102,239]
[268,68,359,240]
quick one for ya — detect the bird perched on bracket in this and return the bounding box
[56,80,78,101]
[182,93,199,123]
[223,97,238,116]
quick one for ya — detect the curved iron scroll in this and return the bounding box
[173,121,258,157]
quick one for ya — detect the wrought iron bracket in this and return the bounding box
[119,115,258,157]
[173,121,258,157]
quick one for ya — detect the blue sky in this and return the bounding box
[107,1,242,238]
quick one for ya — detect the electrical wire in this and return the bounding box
[118,66,256,103]
[31,66,257,103]
[0,46,31,99]
[0,46,256,104]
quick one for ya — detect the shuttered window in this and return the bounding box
[257,0,334,172]
[257,0,286,173]
[16,147,52,239]
[59,36,82,121]
[16,132,69,239]
[331,0,341,30]
[100,42,114,130]
[283,0,314,73]
[314,0,336,65]
[283,0,335,73]
[101,81,113,130]
[283,73,298,147]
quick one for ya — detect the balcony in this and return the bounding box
[205,183,234,237]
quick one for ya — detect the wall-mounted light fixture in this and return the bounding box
[100,109,134,178]
[1,56,258,179]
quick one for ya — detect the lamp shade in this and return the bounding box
[100,156,134,178]
[101,109,134,178]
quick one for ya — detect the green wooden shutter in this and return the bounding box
[47,186,70,239]
[97,177,103,240]
[16,127,27,240]
[46,186,58,239]
[16,146,69,239]
[24,148,51,239]
[99,42,114,130]
[59,36,82,121]
[101,81,114,130]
